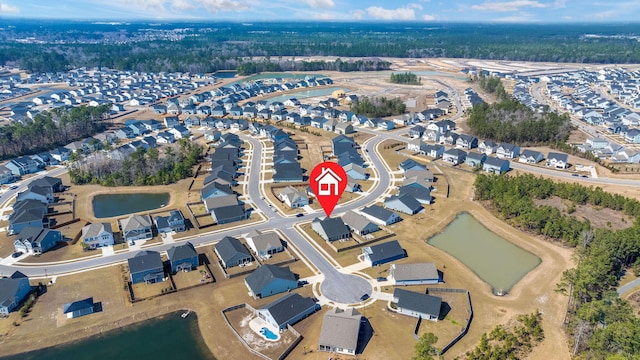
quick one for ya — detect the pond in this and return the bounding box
[92,193,170,218]
[238,72,326,82]
[267,87,348,103]
[427,212,541,294]
[1,312,214,360]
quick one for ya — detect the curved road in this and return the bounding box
[0,133,392,304]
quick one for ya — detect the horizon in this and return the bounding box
[1,1,640,23]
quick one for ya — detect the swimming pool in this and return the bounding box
[260,327,279,341]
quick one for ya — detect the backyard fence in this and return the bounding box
[425,288,473,355]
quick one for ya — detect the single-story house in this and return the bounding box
[0,271,31,314]
[318,307,362,355]
[82,222,114,249]
[214,236,252,268]
[256,293,319,330]
[341,210,379,236]
[167,242,199,273]
[360,205,401,226]
[392,288,442,321]
[384,194,423,215]
[362,240,405,267]
[128,251,164,284]
[389,263,440,285]
[63,297,95,319]
[245,264,298,299]
[246,230,284,258]
[311,217,351,242]
[278,186,309,209]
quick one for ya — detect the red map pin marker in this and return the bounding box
[310,161,348,217]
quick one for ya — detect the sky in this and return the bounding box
[0,0,639,23]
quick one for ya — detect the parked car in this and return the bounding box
[11,251,22,258]
[376,277,387,282]
[296,213,304,217]
[360,293,370,301]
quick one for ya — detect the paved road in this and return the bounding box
[0,134,394,304]
[617,278,640,296]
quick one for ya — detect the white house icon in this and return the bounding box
[315,167,342,196]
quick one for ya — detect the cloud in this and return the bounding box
[352,9,365,19]
[562,15,573,19]
[407,3,423,10]
[366,6,416,20]
[306,0,334,8]
[171,0,194,10]
[471,0,549,12]
[131,0,167,10]
[423,14,436,20]
[554,0,567,7]
[0,3,19,13]
[197,0,252,12]
[492,11,537,22]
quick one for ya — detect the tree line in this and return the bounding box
[466,98,572,145]
[349,96,406,118]
[236,58,391,75]
[474,173,640,358]
[0,105,111,160]
[69,139,202,186]
[471,74,507,99]
[390,72,421,85]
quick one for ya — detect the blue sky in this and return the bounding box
[0,0,639,22]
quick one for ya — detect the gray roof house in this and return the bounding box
[318,307,362,356]
[256,293,319,330]
[311,217,350,242]
[245,264,298,299]
[214,236,252,268]
[246,230,284,258]
[211,204,246,224]
[167,242,199,273]
[389,263,440,286]
[82,222,114,249]
[496,142,520,159]
[0,271,31,314]
[483,157,510,174]
[128,250,164,284]
[278,186,308,209]
[29,176,64,193]
[14,227,62,255]
[398,185,433,205]
[153,210,186,234]
[384,194,423,215]
[8,199,48,235]
[118,214,153,244]
[546,152,570,169]
[363,240,405,267]
[519,149,545,164]
[63,297,95,319]
[360,205,401,226]
[342,210,379,236]
[393,288,442,321]
[465,152,487,167]
[442,148,467,165]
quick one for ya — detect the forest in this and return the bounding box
[0,105,111,160]
[3,22,640,73]
[69,139,202,186]
[349,96,406,118]
[475,174,640,359]
[236,58,391,75]
[389,72,421,85]
[472,74,507,99]
[466,98,572,145]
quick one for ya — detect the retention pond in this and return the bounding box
[428,212,541,295]
[92,193,169,218]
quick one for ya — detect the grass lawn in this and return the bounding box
[377,139,409,170]
[298,223,360,268]
[171,264,214,290]
[131,280,173,301]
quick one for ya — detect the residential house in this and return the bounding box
[519,150,545,164]
[214,236,252,268]
[278,186,309,209]
[624,128,640,143]
[389,263,440,286]
[246,230,284,258]
[398,185,433,205]
[318,308,362,356]
[168,125,190,139]
[272,163,303,182]
[256,293,319,330]
[115,126,135,139]
[342,210,379,236]
[0,272,31,314]
[442,148,467,165]
[343,163,367,180]
[483,157,510,174]
[465,152,487,167]
[407,138,423,152]
[360,205,401,226]
[311,217,351,242]
[16,186,53,204]
[6,157,39,176]
[153,210,186,234]
[203,195,239,214]
[546,152,570,169]
[245,265,298,299]
[118,214,153,244]
[128,251,164,284]
[164,115,180,128]
[478,140,498,155]
[399,159,426,173]
[63,298,95,319]
[335,122,354,135]
[455,134,478,149]
[362,240,405,267]
[392,288,442,321]
[167,242,199,273]
[14,227,62,254]
[156,131,175,144]
[81,222,114,249]
[8,199,48,235]
[421,144,444,159]
[0,166,13,184]
[211,204,246,224]
[49,147,71,162]
[384,194,423,215]
[409,125,425,138]
[201,182,234,200]
[496,143,520,159]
